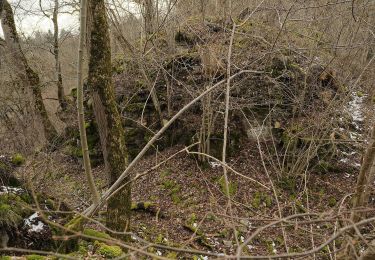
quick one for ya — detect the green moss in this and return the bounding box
[218,176,237,197]
[356,91,364,97]
[251,192,273,209]
[0,162,10,172]
[154,234,165,244]
[64,145,83,158]
[125,102,145,113]
[264,194,273,207]
[70,88,77,98]
[20,193,32,204]
[171,194,181,204]
[252,192,261,209]
[162,179,176,190]
[278,176,297,194]
[160,169,171,178]
[315,160,338,174]
[0,256,12,260]
[26,255,46,260]
[78,240,89,254]
[11,153,25,166]
[218,229,229,238]
[83,228,111,240]
[161,179,181,204]
[187,213,197,226]
[0,202,23,228]
[45,198,55,210]
[322,245,330,254]
[166,252,178,259]
[65,215,83,231]
[96,242,123,258]
[328,197,337,207]
[295,199,306,213]
[265,240,276,254]
[112,59,125,74]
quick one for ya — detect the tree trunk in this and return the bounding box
[351,125,375,223]
[76,0,100,205]
[0,0,57,141]
[87,0,131,236]
[143,0,155,36]
[52,0,67,111]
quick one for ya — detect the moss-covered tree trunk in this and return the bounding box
[0,0,57,141]
[87,0,131,235]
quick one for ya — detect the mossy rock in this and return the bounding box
[83,228,111,240]
[0,203,22,227]
[0,193,33,228]
[95,242,123,258]
[11,153,25,166]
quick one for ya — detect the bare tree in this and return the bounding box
[0,0,57,141]
[38,0,67,111]
[76,0,100,205]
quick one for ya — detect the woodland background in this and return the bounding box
[0,0,375,259]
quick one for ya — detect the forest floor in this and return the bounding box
[13,137,370,259]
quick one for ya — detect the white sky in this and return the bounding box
[1,0,140,37]
[0,0,78,37]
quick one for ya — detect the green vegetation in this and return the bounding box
[0,193,32,228]
[278,176,297,194]
[252,191,273,209]
[83,228,111,240]
[161,179,181,204]
[328,197,337,207]
[26,255,46,260]
[11,153,25,166]
[95,242,123,258]
[218,176,237,197]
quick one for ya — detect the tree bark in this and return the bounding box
[143,0,155,36]
[0,0,57,141]
[351,125,375,223]
[52,0,67,111]
[87,0,131,235]
[76,0,100,205]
